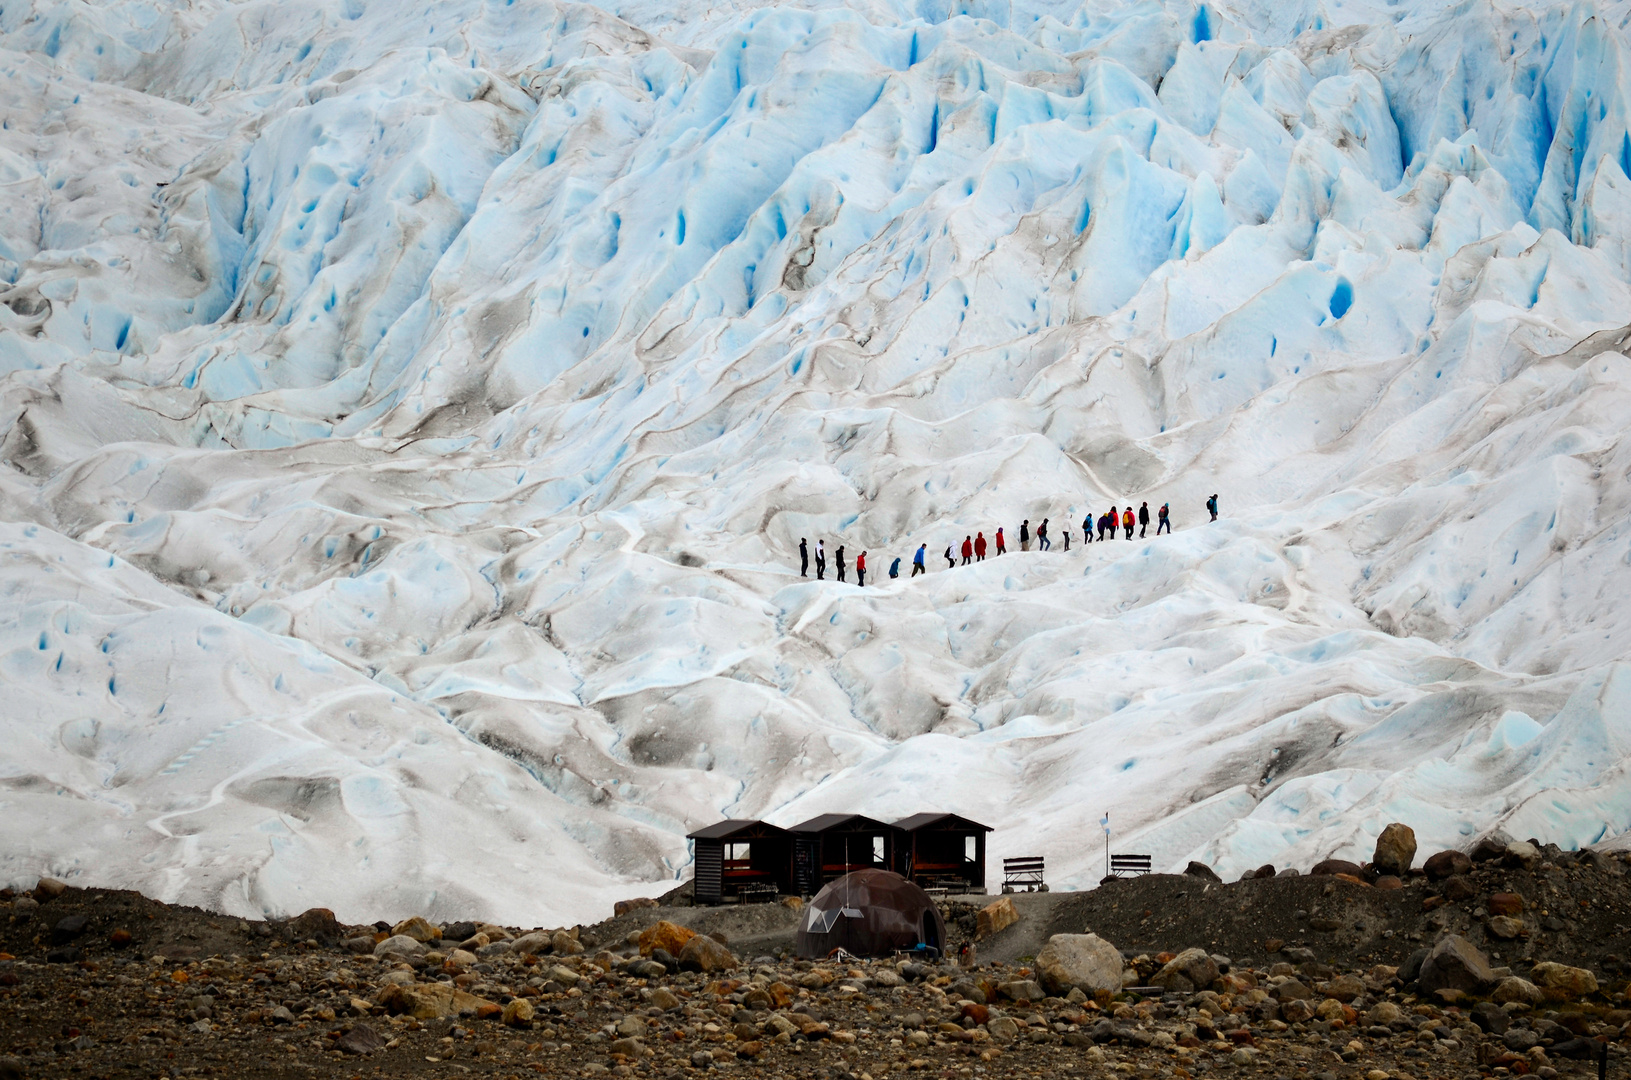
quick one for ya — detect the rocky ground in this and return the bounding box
[3,836,1631,1080]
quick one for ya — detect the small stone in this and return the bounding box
[349,996,374,1016]
[1231,1048,1256,1066]
[1373,823,1418,876]
[108,928,132,948]
[1318,974,1364,1002]
[34,877,67,899]
[390,916,440,942]
[550,930,583,956]
[1489,892,1525,916]
[1280,1000,1314,1024]
[1423,850,1473,880]
[10,896,37,914]
[336,1023,385,1054]
[609,1037,644,1057]
[976,896,1018,939]
[1365,1003,1402,1025]
[1471,1001,1511,1034]
[502,999,535,1027]
[1486,916,1524,940]
[270,1005,296,1025]
[1272,979,1314,1002]
[996,979,1043,1002]
[690,1051,714,1067]
[1503,840,1541,867]
[648,987,681,1011]
[779,896,803,910]
[1373,875,1403,890]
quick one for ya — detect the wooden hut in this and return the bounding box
[891,812,991,892]
[788,814,900,895]
[686,820,793,905]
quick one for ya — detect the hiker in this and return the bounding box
[1100,509,1115,542]
[961,535,973,565]
[836,545,847,583]
[1020,520,1031,551]
[799,538,809,577]
[944,543,955,569]
[911,544,926,577]
[1207,493,1219,521]
[815,539,826,580]
[1138,501,1150,538]
[995,527,1006,555]
[1083,513,1093,544]
[974,532,987,561]
[1038,518,1051,551]
[1157,503,1170,534]
[856,550,867,586]
[889,555,901,579]
[1122,507,1135,539]
[1062,526,1070,551]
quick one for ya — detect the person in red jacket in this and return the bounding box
[1122,507,1135,539]
[960,535,973,565]
[856,550,867,586]
[995,527,1006,555]
[974,532,987,561]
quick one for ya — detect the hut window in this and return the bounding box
[873,836,884,863]
[727,843,751,861]
[965,836,976,862]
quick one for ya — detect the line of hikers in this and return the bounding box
[796,495,1220,582]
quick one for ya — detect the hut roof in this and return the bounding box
[890,812,992,833]
[787,813,895,834]
[685,819,786,841]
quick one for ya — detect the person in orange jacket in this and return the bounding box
[995,527,1006,555]
[1122,507,1135,539]
[974,532,987,561]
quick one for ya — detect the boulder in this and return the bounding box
[677,934,737,973]
[1503,840,1541,867]
[1317,975,1364,1002]
[997,979,1044,1002]
[1150,948,1219,994]
[1417,935,1496,997]
[614,898,659,917]
[1280,999,1314,1024]
[1271,979,1313,1002]
[1310,859,1364,878]
[1490,976,1545,1006]
[1488,893,1524,916]
[1365,1002,1403,1026]
[391,916,440,942]
[1470,1001,1510,1034]
[1440,876,1477,902]
[1529,962,1598,1000]
[287,908,341,944]
[1251,864,1276,879]
[1423,850,1473,881]
[1372,823,1418,876]
[1486,916,1524,940]
[1469,837,1508,862]
[976,896,1019,939]
[34,878,68,899]
[510,931,552,956]
[1034,933,1124,996]
[550,930,583,956]
[376,982,494,1020]
[373,934,425,959]
[639,921,696,957]
[1184,862,1222,883]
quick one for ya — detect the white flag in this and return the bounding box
[1100,812,1110,835]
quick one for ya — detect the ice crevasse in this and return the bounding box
[2,0,1631,924]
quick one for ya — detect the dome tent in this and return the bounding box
[794,869,946,959]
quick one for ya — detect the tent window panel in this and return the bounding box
[873,836,884,864]
[965,836,976,862]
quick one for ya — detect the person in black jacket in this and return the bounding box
[836,545,847,583]
[1207,494,1219,521]
[1020,520,1031,551]
[799,538,809,577]
[1138,502,1150,538]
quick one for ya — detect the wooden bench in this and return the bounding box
[1109,854,1152,877]
[736,882,778,904]
[1001,856,1046,892]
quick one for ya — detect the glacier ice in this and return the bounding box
[4,0,1631,925]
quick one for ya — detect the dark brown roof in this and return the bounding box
[891,812,992,833]
[787,813,896,834]
[686,819,788,840]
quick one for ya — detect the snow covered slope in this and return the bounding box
[3,0,1631,926]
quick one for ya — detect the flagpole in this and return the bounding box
[1103,811,1110,879]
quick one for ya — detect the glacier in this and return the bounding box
[3,0,1631,926]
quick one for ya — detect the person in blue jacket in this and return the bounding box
[889,555,901,579]
[911,544,926,577]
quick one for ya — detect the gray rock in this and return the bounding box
[1035,933,1124,995]
[1470,1002,1509,1034]
[336,1024,386,1055]
[997,979,1044,1002]
[1150,948,1219,993]
[1184,861,1222,883]
[1417,935,1496,997]
[1372,823,1418,876]
[270,1006,296,1025]
[986,1017,1020,1042]
[373,934,425,959]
